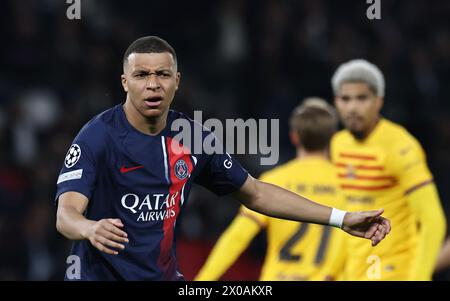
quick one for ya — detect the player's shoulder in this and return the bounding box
[380,118,422,148]
[168,109,191,121]
[167,109,221,149]
[168,109,212,132]
[331,129,353,152]
[259,162,290,181]
[75,104,121,143]
[331,129,353,144]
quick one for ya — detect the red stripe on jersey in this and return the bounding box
[338,173,396,181]
[339,153,377,161]
[404,179,433,195]
[341,184,396,191]
[335,162,384,170]
[157,137,193,273]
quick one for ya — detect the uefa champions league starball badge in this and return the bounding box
[65,144,82,168]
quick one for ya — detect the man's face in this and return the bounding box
[121,52,180,119]
[334,82,383,139]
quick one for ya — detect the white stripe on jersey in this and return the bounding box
[180,183,186,206]
[161,136,170,185]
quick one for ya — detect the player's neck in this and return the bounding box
[296,148,329,160]
[355,116,381,141]
[123,101,168,136]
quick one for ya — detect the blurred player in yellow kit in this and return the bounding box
[195,98,347,281]
[330,59,446,280]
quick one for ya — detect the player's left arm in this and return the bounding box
[407,183,446,280]
[393,137,447,280]
[235,175,390,246]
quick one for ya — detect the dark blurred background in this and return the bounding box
[0,0,449,280]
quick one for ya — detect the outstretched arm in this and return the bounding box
[235,175,390,246]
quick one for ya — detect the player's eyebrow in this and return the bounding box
[356,93,369,99]
[340,93,369,100]
[132,68,173,74]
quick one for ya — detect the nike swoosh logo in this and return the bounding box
[120,165,144,173]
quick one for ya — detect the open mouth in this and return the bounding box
[144,96,163,107]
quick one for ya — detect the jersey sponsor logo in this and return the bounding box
[57,169,83,184]
[121,193,178,222]
[65,144,81,168]
[174,159,189,180]
[120,165,144,173]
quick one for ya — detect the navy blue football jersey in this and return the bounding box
[55,104,248,280]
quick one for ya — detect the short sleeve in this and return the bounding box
[194,135,249,196]
[390,135,433,193]
[55,121,106,203]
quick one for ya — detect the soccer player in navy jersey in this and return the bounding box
[55,36,390,281]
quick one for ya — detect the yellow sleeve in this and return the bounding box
[408,183,446,280]
[390,134,432,190]
[390,134,446,280]
[194,207,266,280]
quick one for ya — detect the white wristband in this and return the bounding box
[329,208,347,228]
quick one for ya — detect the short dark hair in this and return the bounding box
[289,98,338,151]
[123,36,177,67]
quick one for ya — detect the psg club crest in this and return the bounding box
[65,144,81,168]
[174,159,189,180]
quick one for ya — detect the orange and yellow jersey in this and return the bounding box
[331,118,433,280]
[242,157,346,281]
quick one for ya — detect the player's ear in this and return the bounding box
[175,72,181,91]
[376,97,384,111]
[121,74,128,92]
[289,130,300,147]
[333,96,339,106]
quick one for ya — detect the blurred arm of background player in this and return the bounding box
[408,183,446,280]
[56,191,129,255]
[390,136,446,280]
[392,135,447,280]
[195,208,263,280]
[435,237,450,274]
